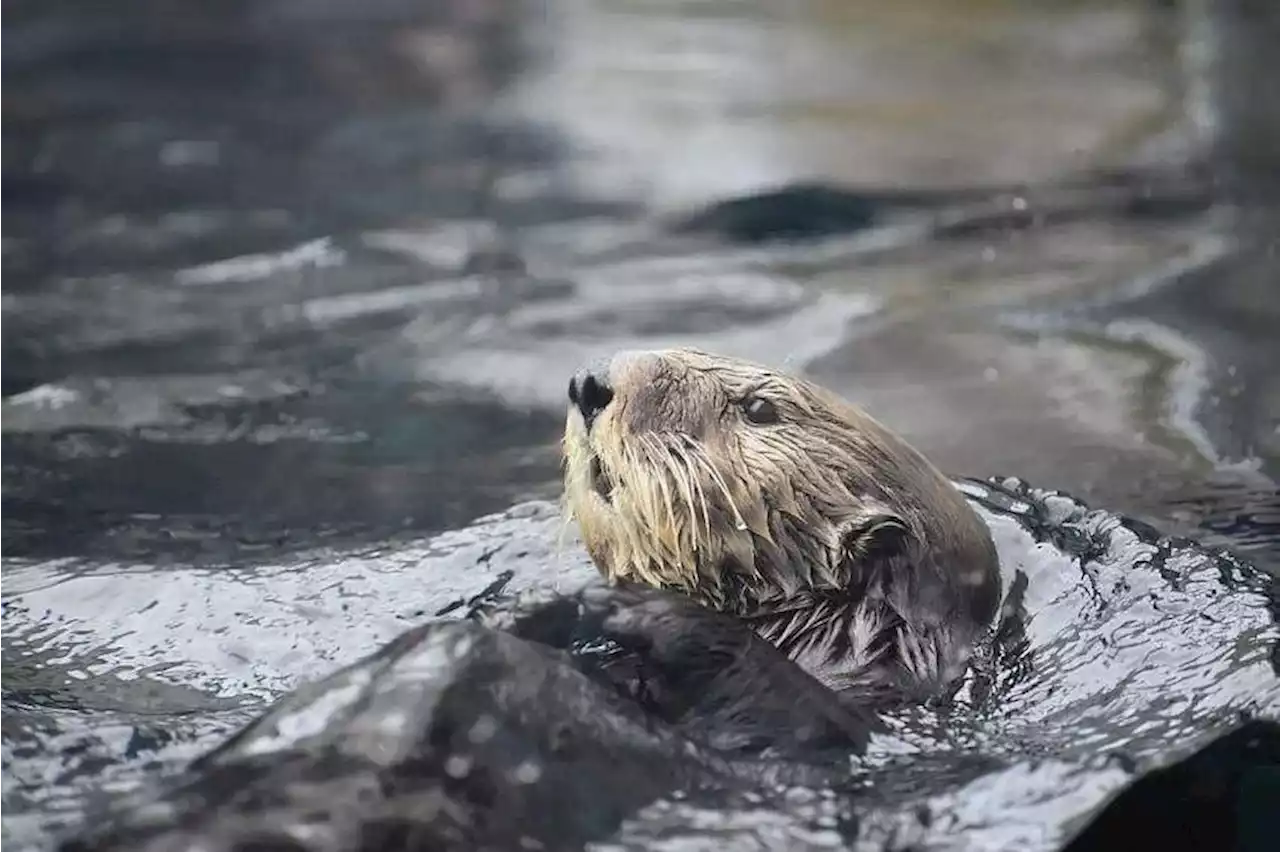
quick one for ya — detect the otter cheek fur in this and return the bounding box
[563,347,1002,702]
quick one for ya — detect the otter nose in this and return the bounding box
[568,367,614,429]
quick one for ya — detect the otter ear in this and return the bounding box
[839,513,910,565]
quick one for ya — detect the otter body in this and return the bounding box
[563,347,1001,703]
[60,350,1000,851]
[63,580,876,852]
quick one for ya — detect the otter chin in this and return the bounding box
[562,347,1001,702]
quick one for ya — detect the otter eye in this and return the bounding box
[741,396,779,425]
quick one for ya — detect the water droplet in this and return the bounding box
[444,754,473,778]
[513,759,542,784]
[468,714,497,744]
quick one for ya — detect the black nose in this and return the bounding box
[568,368,614,428]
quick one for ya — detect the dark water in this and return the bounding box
[4,0,1280,849]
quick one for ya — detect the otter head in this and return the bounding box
[562,348,1000,627]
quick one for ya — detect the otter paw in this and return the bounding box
[470,585,588,649]
[574,583,880,756]
[575,582,745,667]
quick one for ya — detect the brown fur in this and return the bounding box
[562,348,1001,701]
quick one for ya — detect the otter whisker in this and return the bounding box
[642,434,683,553]
[553,495,576,557]
[675,441,713,556]
[664,439,704,554]
[623,439,684,576]
[688,441,749,533]
[693,474,712,556]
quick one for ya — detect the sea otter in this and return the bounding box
[562,347,1002,704]
[57,350,1002,852]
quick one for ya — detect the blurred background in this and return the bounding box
[4,0,1278,572]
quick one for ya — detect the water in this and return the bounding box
[4,482,1275,850]
[4,0,1279,849]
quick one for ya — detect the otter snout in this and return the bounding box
[568,364,614,430]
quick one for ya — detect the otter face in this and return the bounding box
[562,348,998,620]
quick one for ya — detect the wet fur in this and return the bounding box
[65,586,875,852]
[476,581,879,757]
[563,348,1001,701]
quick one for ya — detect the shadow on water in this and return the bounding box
[3,0,1280,850]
